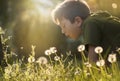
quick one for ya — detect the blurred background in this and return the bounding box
[0,0,120,60]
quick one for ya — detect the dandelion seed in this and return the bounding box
[108,53,116,63]
[84,62,92,68]
[36,56,48,65]
[95,46,103,54]
[28,56,35,63]
[78,45,85,52]
[50,47,57,53]
[45,50,52,56]
[54,56,60,61]
[96,59,105,67]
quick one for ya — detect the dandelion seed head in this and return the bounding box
[96,59,105,67]
[78,45,85,52]
[74,70,80,75]
[36,56,48,65]
[54,56,60,61]
[95,46,103,54]
[108,53,116,63]
[28,56,35,63]
[116,48,120,52]
[50,47,57,53]
[45,50,52,56]
[84,62,92,68]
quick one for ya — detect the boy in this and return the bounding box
[51,0,120,63]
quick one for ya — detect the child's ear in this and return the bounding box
[74,16,83,25]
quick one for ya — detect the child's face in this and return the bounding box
[58,17,82,40]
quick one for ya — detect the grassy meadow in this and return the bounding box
[0,28,120,81]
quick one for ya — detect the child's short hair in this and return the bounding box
[51,0,90,25]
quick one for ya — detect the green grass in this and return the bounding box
[0,28,120,81]
[0,45,120,81]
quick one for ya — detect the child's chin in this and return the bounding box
[70,37,78,40]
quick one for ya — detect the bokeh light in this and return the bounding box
[112,3,117,9]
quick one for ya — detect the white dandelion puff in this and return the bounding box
[45,50,52,56]
[96,59,105,67]
[36,56,48,65]
[108,53,117,63]
[50,47,57,53]
[28,56,35,63]
[116,48,120,52]
[54,56,60,61]
[74,70,80,75]
[84,62,92,68]
[95,46,103,54]
[78,45,85,52]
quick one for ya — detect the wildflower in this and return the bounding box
[50,47,57,53]
[45,50,52,56]
[84,62,92,68]
[94,46,103,54]
[74,68,81,75]
[66,51,72,56]
[116,48,120,53]
[78,45,85,52]
[54,56,60,61]
[74,70,80,75]
[108,53,117,63]
[5,67,12,74]
[36,56,48,65]
[28,56,35,63]
[96,59,105,67]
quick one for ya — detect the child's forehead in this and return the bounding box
[56,17,65,25]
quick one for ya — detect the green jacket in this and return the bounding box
[82,11,120,55]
